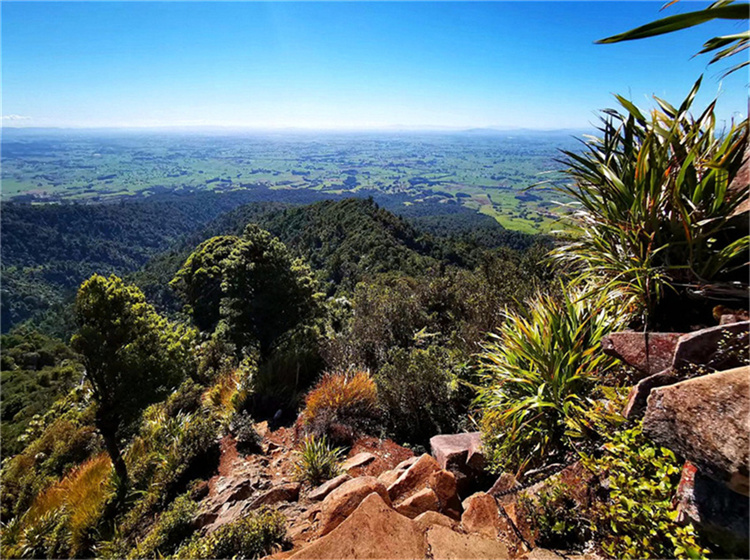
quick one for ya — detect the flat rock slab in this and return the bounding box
[426,525,509,560]
[601,331,682,378]
[290,493,427,559]
[309,473,351,502]
[341,452,376,472]
[643,366,750,495]
[672,321,749,371]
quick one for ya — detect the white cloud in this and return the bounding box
[2,115,32,121]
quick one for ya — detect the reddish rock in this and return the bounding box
[674,462,749,556]
[396,487,440,519]
[289,493,427,559]
[318,477,391,536]
[720,313,747,325]
[672,321,749,372]
[387,453,441,503]
[414,511,460,531]
[488,473,518,496]
[520,549,566,560]
[308,474,351,502]
[622,369,679,420]
[341,452,376,472]
[426,525,509,559]
[377,469,401,487]
[430,433,483,472]
[249,482,301,508]
[461,493,501,539]
[395,456,419,471]
[601,331,682,379]
[643,366,750,495]
[428,469,458,509]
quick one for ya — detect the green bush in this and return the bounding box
[553,82,748,325]
[229,411,263,454]
[292,435,344,486]
[375,345,463,446]
[476,287,624,474]
[520,483,591,550]
[582,422,708,559]
[129,494,198,559]
[174,508,286,559]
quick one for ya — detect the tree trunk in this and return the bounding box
[96,409,128,490]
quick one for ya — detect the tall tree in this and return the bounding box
[172,224,320,354]
[71,274,196,485]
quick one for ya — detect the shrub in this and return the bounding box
[520,483,591,550]
[553,82,748,326]
[476,287,624,475]
[174,508,286,559]
[230,411,263,454]
[16,507,72,559]
[1,387,101,522]
[582,422,708,559]
[129,494,198,559]
[299,371,379,446]
[292,435,344,486]
[375,345,462,446]
[20,453,114,557]
[164,379,205,417]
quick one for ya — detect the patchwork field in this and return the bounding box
[1,128,583,233]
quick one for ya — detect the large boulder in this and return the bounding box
[387,453,441,503]
[671,321,749,372]
[289,493,427,559]
[461,493,501,539]
[318,476,391,536]
[601,331,682,379]
[674,462,749,557]
[430,433,488,496]
[395,487,440,519]
[426,525,509,560]
[430,433,484,472]
[643,366,750,495]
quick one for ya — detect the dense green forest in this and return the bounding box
[1,193,543,334]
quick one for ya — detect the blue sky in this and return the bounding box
[2,1,747,130]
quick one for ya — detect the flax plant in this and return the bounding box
[552,79,748,325]
[476,287,625,475]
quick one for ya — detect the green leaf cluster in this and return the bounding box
[554,81,748,326]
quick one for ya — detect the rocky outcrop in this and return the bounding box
[601,331,682,379]
[461,493,502,539]
[289,493,428,559]
[318,476,391,536]
[395,487,440,518]
[622,369,679,419]
[341,452,376,472]
[414,511,459,531]
[308,474,351,501]
[426,525,509,559]
[387,453,441,503]
[288,491,510,560]
[674,462,749,557]
[671,321,749,372]
[430,433,489,496]
[643,366,750,495]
